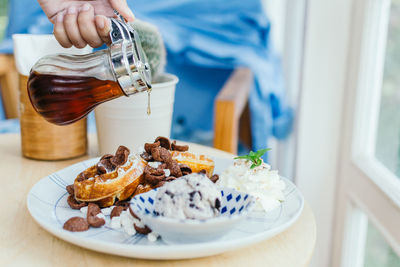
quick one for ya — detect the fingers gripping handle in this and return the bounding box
[108,12,152,95]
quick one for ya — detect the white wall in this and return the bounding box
[264,2,349,266]
[263,0,287,55]
[296,1,352,266]
[263,0,305,180]
[262,0,288,172]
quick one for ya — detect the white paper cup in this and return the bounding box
[95,73,178,155]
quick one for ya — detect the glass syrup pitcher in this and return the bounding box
[27,12,152,126]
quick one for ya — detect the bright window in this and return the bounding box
[375,0,400,178]
[364,221,400,267]
[0,0,7,41]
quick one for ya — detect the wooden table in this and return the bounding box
[0,133,316,267]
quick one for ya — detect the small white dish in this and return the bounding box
[130,188,255,244]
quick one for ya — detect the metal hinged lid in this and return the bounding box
[109,12,152,95]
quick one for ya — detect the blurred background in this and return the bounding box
[0,0,399,267]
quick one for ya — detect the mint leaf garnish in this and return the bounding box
[234,148,271,168]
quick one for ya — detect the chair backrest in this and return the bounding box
[0,0,52,120]
[0,54,18,119]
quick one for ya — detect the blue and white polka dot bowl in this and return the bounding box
[130,187,255,244]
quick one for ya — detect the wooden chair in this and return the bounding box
[0,54,19,118]
[0,53,253,154]
[214,68,253,154]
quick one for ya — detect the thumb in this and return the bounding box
[95,15,111,45]
[109,0,135,21]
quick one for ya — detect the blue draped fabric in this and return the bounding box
[131,0,293,154]
[0,0,293,155]
[0,1,52,53]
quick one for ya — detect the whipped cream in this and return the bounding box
[108,209,158,242]
[148,161,161,169]
[110,216,121,229]
[80,206,88,215]
[96,213,105,220]
[163,169,171,177]
[100,207,113,216]
[218,159,285,212]
[136,145,145,154]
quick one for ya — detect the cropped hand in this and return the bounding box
[38,0,135,48]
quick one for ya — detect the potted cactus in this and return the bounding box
[95,20,179,155]
[131,20,167,80]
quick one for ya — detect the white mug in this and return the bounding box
[95,73,179,154]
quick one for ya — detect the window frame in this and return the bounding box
[332,0,400,266]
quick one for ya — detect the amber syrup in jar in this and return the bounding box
[27,72,125,125]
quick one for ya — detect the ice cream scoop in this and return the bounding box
[154,173,221,220]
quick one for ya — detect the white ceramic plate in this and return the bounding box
[27,157,304,260]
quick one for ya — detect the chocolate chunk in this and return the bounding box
[118,145,130,154]
[165,190,174,198]
[97,157,115,174]
[171,140,189,152]
[145,170,165,179]
[210,174,219,183]
[63,217,89,232]
[129,206,141,220]
[134,184,145,195]
[155,181,165,188]
[66,184,74,195]
[198,169,207,175]
[87,216,105,228]
[96,165,106,174]
[189,191,202,201]
[145,165,165,176]
[144,141,160,154]
[155,175,176,188]
[100,154,113,160]
[76,172,86,182]
[134,224,152,235]
[140,152,153,161]
[87,203,105,228]
[215,198,221,211]
[155,136,171,150]
[164,176,177,182]
[157,163,168,170]
[179,164,192,176]
[182,171,191,176]
[167,160,182,177]
[110,206,125,218]
[151,147,161,161]
[67,195,87,209]
[159,147,172,162]
[144,165,166,185]
[115,199,130,208]
[151,147,172,163]
[110,145,130,166]
[96,146,130,174]
[189,191,196,200]
[87,203,101,216]
[144,172,165,186]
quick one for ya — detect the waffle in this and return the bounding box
[171,151,215,177]
[74,154,146,207]
[71,138,215,208]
